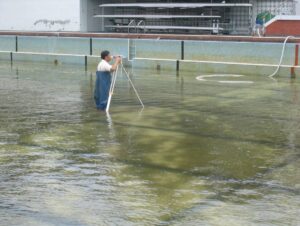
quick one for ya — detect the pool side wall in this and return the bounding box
[0,35,299,76]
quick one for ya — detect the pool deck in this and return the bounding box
[0,31,300,43]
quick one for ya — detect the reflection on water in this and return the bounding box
[0,61,299,225]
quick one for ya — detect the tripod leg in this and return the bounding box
[121,64,145,108]
[106,66,119,113]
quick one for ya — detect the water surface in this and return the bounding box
[0,61,299,225]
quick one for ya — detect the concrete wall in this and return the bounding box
[18,36,90,55]
[0,0,80,31]
[80,0,103,32]
[133,39,297,66]
[0,35,299,76]
[0,36,16,52]
[92,38,129,57]
[184,41,295,65]
[135,40,182,60]
[13,52,85,65]
[132,39,300,76]
[0,35,128,57]
[0,35,130,68]
[0,52,11,61]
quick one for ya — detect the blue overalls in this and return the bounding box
[94,71,112,110]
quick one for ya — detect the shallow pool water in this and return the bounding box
[0,61,299,226]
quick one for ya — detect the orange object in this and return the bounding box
[265,16,300,37]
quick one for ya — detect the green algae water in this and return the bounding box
[0,61,299,226]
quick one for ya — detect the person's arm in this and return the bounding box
[111,57,121,72]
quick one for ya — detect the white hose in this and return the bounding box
[269,36,295,78]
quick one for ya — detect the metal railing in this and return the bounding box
[128,19,137,34]
[137,20,146,33]
[127,20,146,34]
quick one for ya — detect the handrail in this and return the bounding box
[212,19,220,34]
[137,20,146,33]
[127,19,136,34]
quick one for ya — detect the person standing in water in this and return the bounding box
[94,50,121,111]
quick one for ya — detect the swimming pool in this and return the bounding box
[0,61,299,225]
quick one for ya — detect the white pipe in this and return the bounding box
[269,36,295,78]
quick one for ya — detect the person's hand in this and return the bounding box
[116,56,122,64]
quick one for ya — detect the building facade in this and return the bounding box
[0,0,299,35]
